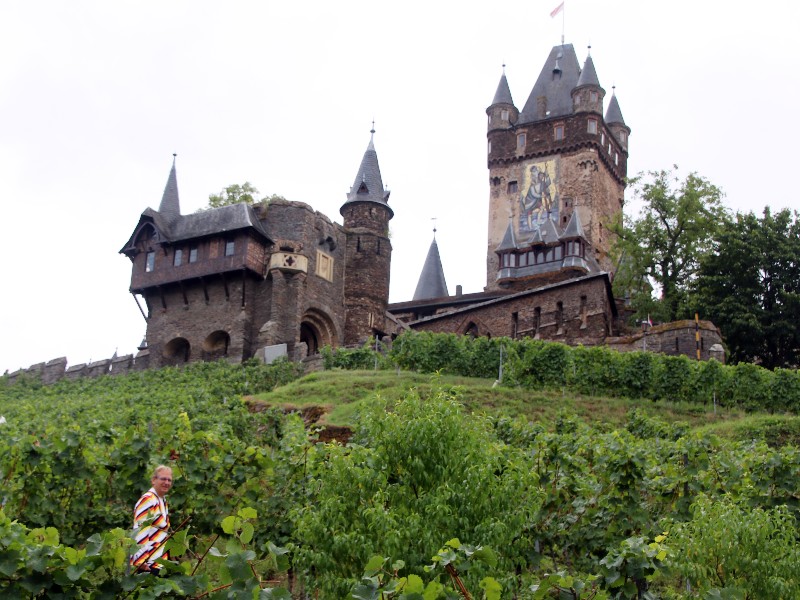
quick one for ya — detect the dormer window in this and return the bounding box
[587,118,598,134]
[174,249,183,267]
[554,124,564,141]
[225,240,235,256]
[145,251,155,273]
[189,247,198,263]
[517,133,526,149]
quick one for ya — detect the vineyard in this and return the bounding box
[1,332,799,599]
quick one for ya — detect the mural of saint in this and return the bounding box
[519,162,558,233]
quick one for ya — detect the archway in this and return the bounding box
[163,337,190,365]
[203,330,230,361]
[300,323,320,355]
[300,307,337,354]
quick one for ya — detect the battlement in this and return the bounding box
[3,351,151,386]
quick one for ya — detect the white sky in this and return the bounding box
[1,0,798,374]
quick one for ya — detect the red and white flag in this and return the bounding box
[550,2,564,17]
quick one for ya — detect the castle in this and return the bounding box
[4,43,724,384]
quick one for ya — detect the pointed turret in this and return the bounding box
[341,130,392,217]
[495,221,517,252]
[572,50,605,115]
[341,127,394,345]
[605,88,631,151]
[559,210,586,241]
[487,67,518,132]
[413,236,449,300]
[158,154,181,224]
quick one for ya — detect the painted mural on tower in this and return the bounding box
[518,159,559,233]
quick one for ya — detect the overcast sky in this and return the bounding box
[1,0,798,374]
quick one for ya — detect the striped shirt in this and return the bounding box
[130,487,170,569]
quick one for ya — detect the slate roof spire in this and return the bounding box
[158,154,181,224]
[605,87,627,126]
[519,44,581,124]
[491,66,515,106]
[341,126,392,216]
[576,52,601,89]
[413,230,449,301]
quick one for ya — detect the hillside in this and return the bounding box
[2,340,799,599]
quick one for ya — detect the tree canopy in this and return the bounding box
[694,207,800,368]
[206,182,286,209]
[611,168,728,323]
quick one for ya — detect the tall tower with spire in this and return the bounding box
[485,44,630,291]
[340,129,394,345]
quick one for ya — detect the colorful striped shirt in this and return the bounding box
[130,487,170,569]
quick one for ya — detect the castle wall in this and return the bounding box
[410,276,613,346]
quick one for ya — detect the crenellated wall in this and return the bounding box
[4,350,151,386]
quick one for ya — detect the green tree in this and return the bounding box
[206,182,286,209]
[611,168,728,323]
[694,208,800,369]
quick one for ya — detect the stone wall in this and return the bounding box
[4,351,151,386]
[606,320,725,362]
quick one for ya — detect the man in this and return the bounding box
[131,465,172,572]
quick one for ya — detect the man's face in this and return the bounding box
[152,469,173,497]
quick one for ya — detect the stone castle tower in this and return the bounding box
[340,129,394,344]
[485,44,630,291]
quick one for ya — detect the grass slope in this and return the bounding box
[247,369,800,445]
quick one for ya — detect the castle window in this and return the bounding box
[189,247,198,263]
[518,252,527,267]
[590,91,598,103]
[601,132,605,145]
[488,141,492,154]
[316,250,334,282]
[487,114,492,126]
[145,251,155,272]
[554,124,564,141]
[615,152,619,165]
[619,131,627,143]
[580,296,588,329]
[517,133,526,149]
[554,245,563,259]
[357,237,361,252]
[174,249,183,267]
[507,181,518,194]
[501,109,509,121]
[587,118,598,134]
[376,239,381,255]
[225,240,235,256]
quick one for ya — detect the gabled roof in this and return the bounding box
[413,237,449,301]
[169,203,270,243]
[575,54,601,89]
[519,44,581,124]
[605,91,627,127]
[120,160,271,256]
[341,131,393,217]
[495,222,517,252]
[491,71,515,106]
